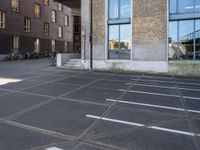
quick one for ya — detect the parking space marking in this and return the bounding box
[86,115,200,137]
[46,147,64,150]
[106,99,200,114]
[118,89,200,100]
[136,78,200,86]
[126,83,200,92]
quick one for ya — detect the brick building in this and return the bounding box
[0,0,78,60]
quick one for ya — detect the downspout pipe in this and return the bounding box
[90,0,93,71]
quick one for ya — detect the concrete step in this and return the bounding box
[63,59,83,69]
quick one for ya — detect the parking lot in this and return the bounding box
[0,59,199,150]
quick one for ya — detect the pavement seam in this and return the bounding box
[173,76,200,150]
[70,74,142,150]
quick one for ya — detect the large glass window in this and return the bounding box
[179,20,194,60]
[34,3,41,18]
[109,0,119,19]
[169,0,177,14]
[195,20,200,59]
[169,21,178,60]
[12,35,19,49]
[108,0,131,60]
[178,0,194,14]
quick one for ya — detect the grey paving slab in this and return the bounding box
[55,77,94,86]
[181,89,200,98]
[184,98,200,112]
[63,87,123,104]
[105,107,178,125]
[0,89,9,95]
[23,83,79,97]
[0,80,42,90]
[130,85,178,95]
[121,92,182,108]
[14,100,108,136]
[137,80,176,87]
[176,78,200,84]
[51,72,83,77]
[0,123,65,150]
[75,143,107,150]
[94,125,199,150]
[78,72,108,79]
[105,75,138,81]
[177,83,200,90]
[29,75,69,82]
[0,93,51,118]
[141,76,173,82]
[89,80,129,90]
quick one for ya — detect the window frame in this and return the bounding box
[24,17,31,32]
[11,0,20,12]
[52,10,56,23]
[44,22,49,36]
[107,0,132,60]
[34,3,41,18]
[44,0,49,6]
[0,10,6,29]
[65,15,69,26]
[12,35,19,49]
[58,26,63,38]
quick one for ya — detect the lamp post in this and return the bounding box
[90,0,93,71]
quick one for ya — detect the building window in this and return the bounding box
[65,15,69,26]
[44,0,49,6]
[108,0,131,60]
[58,3,63,11]
[0,11,5,29]
[58,26,63,38]
[34,38,40,53]
[11,0,19,12]
[35,3,41,18]
[169,0,200,14]
[12,35,19,49]
[52,40,56,51]
[44,22,49,35]
[169,19,200,60]
[24,17,31,32]
[52,10,56,22]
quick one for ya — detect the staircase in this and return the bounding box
[63,58,83,69]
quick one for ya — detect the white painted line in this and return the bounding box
[86,114,144,127]
[136,78,200,86]
[106,99,200,114]
[118,89,200,100]
[86,115,200,137]
[125,83,176,89]
[126,83,200,92]
[46,147,64,150]
[118,89,180,98]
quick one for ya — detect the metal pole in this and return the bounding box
[90,0,93,71]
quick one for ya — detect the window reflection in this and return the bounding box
[109,0,119,18]
[108,24,131,59]
[120,0,131,18]
[169,21,178,60]
[178,0,194,14]
[169,0,177,14]
[195,20,200,59]
[179,20,194,60]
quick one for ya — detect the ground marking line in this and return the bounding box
[118,89,180,97]
[106,99,200,114]
[46,147,64,150]
[86,115,200,137]
[126,83,200,92]
[118,89,200,100]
